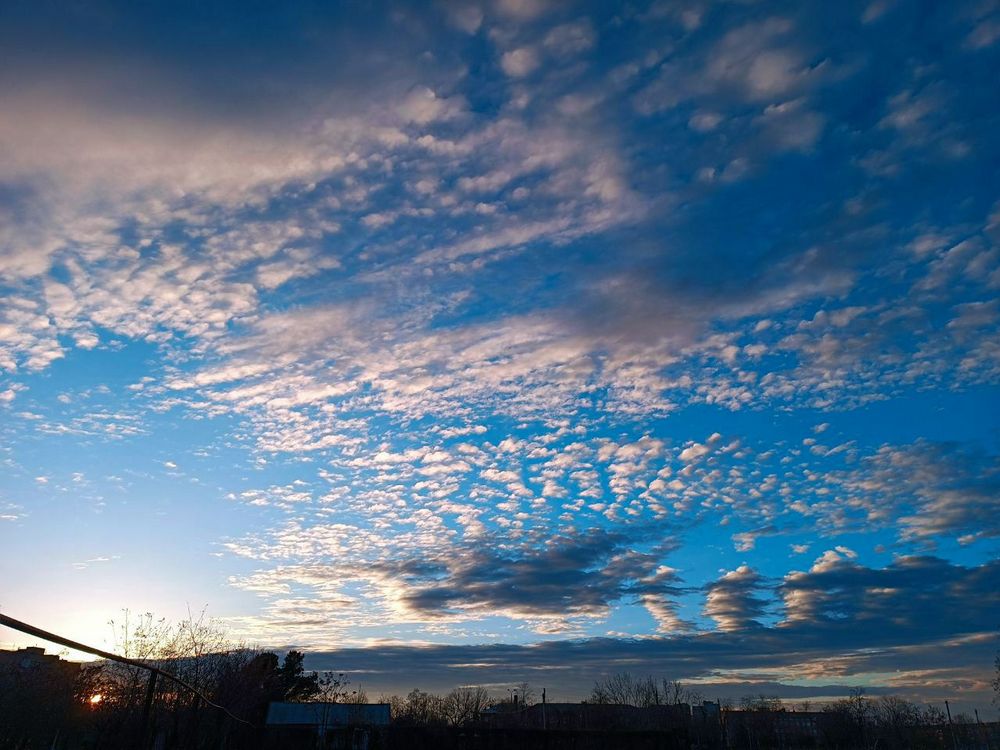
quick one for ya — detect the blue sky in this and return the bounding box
[1,0,999,709]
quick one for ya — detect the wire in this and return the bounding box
[0,612,257,728]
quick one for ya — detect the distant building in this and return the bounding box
[0,645,81,694]
[484,702,692,731]
[265,702,391,750]
[266,701,390,729]
[692,700,722,724]
[723,709,824,748]
[0,646,81,679]
[0,647,82,747]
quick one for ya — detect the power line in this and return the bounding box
[0,612,257,729]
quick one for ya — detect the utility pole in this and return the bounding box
[140,671,158,749]
[542,688,546,731]
[0,612,255,745]
[945,700,958,750]
[975,708,991,750]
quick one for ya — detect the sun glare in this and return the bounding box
[88,694,103,705]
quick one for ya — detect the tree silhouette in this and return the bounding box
[275,650,320,702]
[590,672,702,707]
[993,652,999,707]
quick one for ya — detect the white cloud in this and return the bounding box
[543,20,596,57]
[446,5,484,34]
[500,47,540,77]
[397,87,466,125]
[494,0,550,21]
[688,111,723,132]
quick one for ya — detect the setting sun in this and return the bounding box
[88,694,103,706]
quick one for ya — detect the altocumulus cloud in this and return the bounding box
[0,0,998,712]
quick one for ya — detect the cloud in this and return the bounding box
[397,87,467,124]
[732,525,779,552]
[0,90,356,227]
[633,17,816,114]
[843,441,1000,545]
[704,566,769,631]
[965,17,1000,49]
[1,1,998,709]
[445,4,485,34]
[780,556,1000,644]
[388,528,680,624]
[755,99,825,152]
[494,0,551,21]
[500,47,540,77]
[289,558,998,702]
[543,20,596,57]
[679,434,721,462]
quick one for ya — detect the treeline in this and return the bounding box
[2,614,996,750]
[584,677,995,750]
[0,612,531,749]
[383,682,536,726]
[0,611,327,749]
[588,672,703,707]
[810,690,990,750]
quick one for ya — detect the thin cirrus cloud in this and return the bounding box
[0,0,998,709]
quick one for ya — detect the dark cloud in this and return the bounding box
[703,565,770,631]
[0,1,469,131]
[381,527,682,619]
[294,557,998,707]
[781,555,1000,641]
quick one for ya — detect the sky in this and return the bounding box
[1,0,999,711]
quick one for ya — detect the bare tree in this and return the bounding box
[591,672,638,705]
[316,672,353,703]
[1,609,341,749]
[635,675,661,707]
[591,673,701,708]
[994,652,999,707]
[922,704,947,726]
[444,686,492,725]
[662,678,702,706]
[392,689,448,725]
[739,694,783,712]
[74,608,324,748]
[515,681,536,707]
